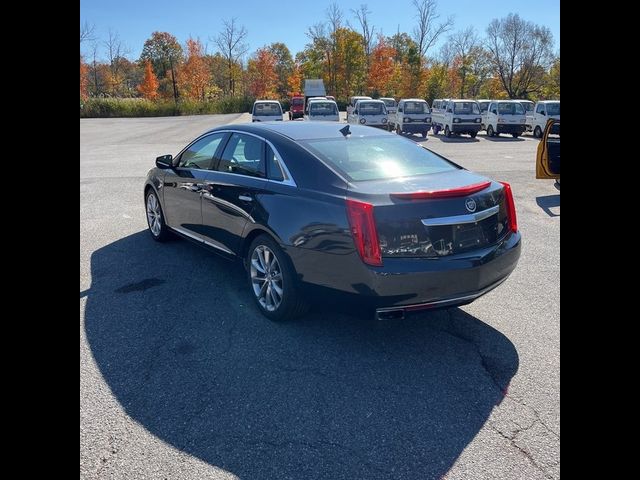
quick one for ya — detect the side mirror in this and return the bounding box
[156,154,173,169]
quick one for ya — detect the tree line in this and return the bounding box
[80,0,560,113]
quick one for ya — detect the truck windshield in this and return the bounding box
[382,99,396,107]
[404,102,429,114]
[453,102,480,114]
[358,103,385,115]
[498,103,525,115]
[292,98,303,106]
[310,103,338,115]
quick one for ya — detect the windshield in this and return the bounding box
[404,101,429,114]
[358,102,386,115]
[292,98,303,106]
[310,102,338,115]
[498,102,525,115]
[520,101,534,112]
[546,102,560,115]
[382,99,396,107]
[300,136,457,182]
[254,103,281,116]
[453,102,480,114]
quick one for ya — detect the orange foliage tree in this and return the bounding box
[137,61,159,100]
[247,48,278,99]
[80,55,89,101]
[368,38,396,96]
[180,38,211,101]
[287,65,303,95]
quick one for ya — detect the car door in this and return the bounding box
[535,102,546,128]
[200,132,269,255]
[536,119,560,179]
[162,132,227,239]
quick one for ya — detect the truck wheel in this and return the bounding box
[534,126,542,138]
[422,130,428,138]
[470,132,477,138]
[487,125,495,137]
[396,125,401,135]
[445,125,452,137]
[512,133,519,138]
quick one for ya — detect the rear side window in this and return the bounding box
[218,133,265,178]
[266,145,285,181]
[301,136,457,182]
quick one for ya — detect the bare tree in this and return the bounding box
[486,13,553,98]
[213,18,249,95]
[326,3,343,96]
[80,21,95,44]
[412,0,454,66]
[90,42,101,96]
[104,30,130,95]
[352,4,376,70]
[449,27,478,97]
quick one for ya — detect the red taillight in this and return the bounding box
[345,199,382,266]
[390,181,491,199]
[500,181,518,233]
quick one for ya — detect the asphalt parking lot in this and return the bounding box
[80,113,559,480]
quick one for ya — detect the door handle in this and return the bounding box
[238,195,252,202]
[189,183,205,192]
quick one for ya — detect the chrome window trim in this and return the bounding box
[421,205,500,227]
[214,130,297,187]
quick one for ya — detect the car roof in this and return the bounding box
[254,100,281,104]
[356,99,384,103]
[400,98,427,102]
[538,100,560,103]
[207,122,391,141]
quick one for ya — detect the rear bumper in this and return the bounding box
[288,231,521,310]
[452,124,481,134]
[497,123,526,134]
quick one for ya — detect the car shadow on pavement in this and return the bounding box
[83,231,519,480]
[536,194,560,217]
[430,134,480,143]
[482,135,525,142]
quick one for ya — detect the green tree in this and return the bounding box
[267,43,294,99]
[140,32,183,102]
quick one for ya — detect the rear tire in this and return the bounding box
[445,125,452,137]
[246,235,308,322]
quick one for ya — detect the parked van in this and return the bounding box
[531,101,560,138]
[347,99,388,128]
[379,97,398,115]
[389,98,431,137]
[483,100,527,138]
[432,99,482,138]
[305,99,340,122]
[347,96,372,115]
[252,100,283,122]
[517,100,534,131]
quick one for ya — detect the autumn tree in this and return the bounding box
[247,48,278,99]
[287,64,303,94]
[213,18,249,96]
[180,38,211,101]
[80,56,89,100]
[333,27,366,98]
[267,43,294,99]
[138,61,159,100]
[367,36,396,96]
[140,32,183,101]
[485,13,554,98]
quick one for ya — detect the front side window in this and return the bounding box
[301,136,457,182]
[453,102,480,114]
[382,99,396,108]
[404,101,429,114]
[536,104,545,114]
[217,133,265,178]
[179,133,225,169]
[498,102,525,115]
[478,102,490,113]
[546,102,560,115]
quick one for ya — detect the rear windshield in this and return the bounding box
[300,136,457,182]
[498,102,525,115]
[253,103,281,115]
[546,102,560,115]
[310,102,338,115]
[404,101,429,114]
[382,99,396,107]
[453,102,480,114]
[292,98,303,106]
[358,102,386,115]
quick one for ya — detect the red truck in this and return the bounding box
[289,94,304,120]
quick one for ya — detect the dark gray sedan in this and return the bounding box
[144,122,521,321]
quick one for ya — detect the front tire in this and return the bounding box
[470,131,477,138]
[512,133,520,138]
[534,126,542,138]
[445,125,452,137]
[422,130,428,138]
[145,190,170,242]
[247,235,308,321]
[487,125,495,137]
